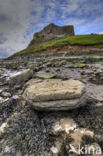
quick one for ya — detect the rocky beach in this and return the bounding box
[0,53,103,156]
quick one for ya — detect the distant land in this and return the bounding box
[10,23,103,58]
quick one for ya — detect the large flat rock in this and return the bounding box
[23,79,87,110]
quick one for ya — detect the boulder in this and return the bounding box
[1,92,11,97]
[23,79,87,111]
[9,69,33,86]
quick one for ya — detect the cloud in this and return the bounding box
[30,0,103,34]
[99,31,103,34]
[98,31,103,34]
[0,33,7,44]
[0,48,10,58]
[0,0,31,57]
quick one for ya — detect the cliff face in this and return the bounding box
[28,23,75,47]
[34,23,75,39]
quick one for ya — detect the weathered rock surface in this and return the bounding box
[28,23,75,47]
[23,79,87,110]
[34,72,56,79]
[9,69,33,86]
[34,23,75,39]
[1,91,11,97]
[52,117,77,135]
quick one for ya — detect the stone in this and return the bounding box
[9,69,33,86]
[14,85,21,90]
[50,146,59,154]
[0,97,9,103]
[95,69,102,75]
[1,92,11,97]
[23,79,87,111]
[60,118,77,133]
[59,60,66,66]
[46,62,52,67]
[55,68,60,72]
[52,117,77,135]
[0,122,9,133]
[45,68,50,72]
[0,89,3,94]
[80,70,85,75]
[34,73,56,79]
[79,64,87,68]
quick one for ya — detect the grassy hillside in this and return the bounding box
[13,34,103,56]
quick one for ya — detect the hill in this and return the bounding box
[11,24,103,57]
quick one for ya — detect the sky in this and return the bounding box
[0,0,103,58]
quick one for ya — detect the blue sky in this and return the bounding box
[0,0,103,58]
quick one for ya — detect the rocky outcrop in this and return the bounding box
[34,23,75,39]
[23,79,87,110]
[28,23,75,47]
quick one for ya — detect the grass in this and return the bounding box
[94,62,103,65]
[74,62,83,66]
[67,61,103,66]
[66,61,73,65]
[12,34,103,56]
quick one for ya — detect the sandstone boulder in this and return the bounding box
[9,69,33,86]
[23,79,87,110]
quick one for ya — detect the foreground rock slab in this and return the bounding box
[23,79,87,110]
